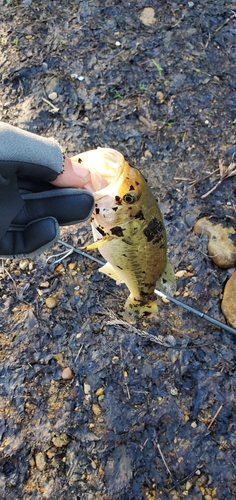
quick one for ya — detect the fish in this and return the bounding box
[71,148,175,321]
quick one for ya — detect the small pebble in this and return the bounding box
[52,432,69,448]
[45,296,58,309]
[95,387,104,396]
[40,281,50,288]
[13,270,21,277]
[19,259,29,271]
[61,367,74,380]
[28,457,35,467]
[48,91,57,101]
[68,262,77,270]
[35,452,47,471]
[92,403,102,417]
[140,7,156,26]
[84,382,91,395]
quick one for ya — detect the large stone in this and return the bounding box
[221,271,236,328]
[194,217,236,268]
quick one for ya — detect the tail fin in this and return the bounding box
[123,296,158,323]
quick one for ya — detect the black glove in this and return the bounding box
[0,171,94,259]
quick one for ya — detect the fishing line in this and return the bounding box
[57,239,236,337]
[154,289,236,337]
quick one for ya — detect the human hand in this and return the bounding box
[0,156,94,259]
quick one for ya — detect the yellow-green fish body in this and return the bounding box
[71,148,173,320]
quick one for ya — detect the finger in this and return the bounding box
[13,189,94,226]
[51,157,91,189]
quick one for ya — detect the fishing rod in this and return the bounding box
[57,240,236,337]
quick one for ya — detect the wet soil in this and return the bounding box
[0,1,236,499]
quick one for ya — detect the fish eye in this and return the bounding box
[123,193,136,204]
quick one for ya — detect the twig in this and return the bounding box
[201,161,236,198]
[157,442,174,479]
[215,12,236,32]
[207,404,223,430]
[41,96,60,113]
[167,462,204,492]
[189,168,219,187]
[106,310,172,347]
[201,178,223,198]
[74,343,84,363]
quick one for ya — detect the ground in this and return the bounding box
[0,1,236,499]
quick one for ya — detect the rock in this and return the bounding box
[221,271,236,328]
[83,382,91,395]
[61,367,74,380]
[193,217,236,268]
[92,403,102,417]
[95,387,104,396]
[52,432,69,448]
[45,296,58,309]
[48,92,58,101]
[35,452,47,471]
[140,7,156,26]
[19,259,29,271]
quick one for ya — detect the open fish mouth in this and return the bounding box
[71,148,126,200]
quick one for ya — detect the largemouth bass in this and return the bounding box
[71,148,174,321]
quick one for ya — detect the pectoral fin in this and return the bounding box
[99,262,124,284]
[79,235,113,251]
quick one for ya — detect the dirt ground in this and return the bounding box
[0,1,236,499]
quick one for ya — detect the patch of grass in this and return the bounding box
[12,36,19,47]
[107,88,123,99]
[139,81,148,91]
[152,59,163,75]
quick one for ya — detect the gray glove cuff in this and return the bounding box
[0,121,64,181]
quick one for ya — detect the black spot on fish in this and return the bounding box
[122,254,127,257]
[111,226,124,237]
[135,181,139,186]
[140,290,151,297]
[122,238,133,245]
[143,218,164,243]
[129,185,135,191]
[115,195,122,205]
[96,226,106,237]
[134,210,145,220]
[77,158,82,163]
[95,203,98,207]
[112,206,118,211]
[95,208,100,214]
[117,265,123,270]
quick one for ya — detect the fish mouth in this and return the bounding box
[74,148,125,200]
